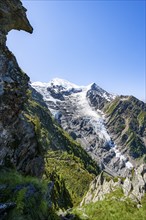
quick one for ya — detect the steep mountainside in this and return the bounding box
[32,78,146,177]
[0,0,43,177]
[104,96,146,160]
[23,87,99,204]
[31,78,146,218]
[31,79,116,162]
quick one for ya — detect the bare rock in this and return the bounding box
[81,164,146,205]
[80,172,121,205]
[0,0,33,35]
[123,178,132,196]
[0,0,44,177]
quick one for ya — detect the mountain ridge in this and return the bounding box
[31,78,116,101]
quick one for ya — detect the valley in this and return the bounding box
[0,1,146,219]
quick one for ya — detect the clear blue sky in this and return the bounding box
[7,0,145,101]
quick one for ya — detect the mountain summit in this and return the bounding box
[31,78,115,102]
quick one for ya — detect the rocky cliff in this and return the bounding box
[0,0,44,177]
[0,0,33,34]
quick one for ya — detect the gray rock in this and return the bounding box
[0,0,44,177]
[81,164,146,205]
[123,178,132,196]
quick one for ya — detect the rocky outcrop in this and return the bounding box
[0,0,44,177]
[81,164,146,206]
[80,172,121,205]
[0,0,33,34]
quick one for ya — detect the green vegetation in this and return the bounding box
[0,168,60,220]
[44,170,73,210]
[128,136,146,158]
[104,97,120,115]
[138,112,146,126]
[44,150,95,205]
[114,119,126,134]
[72,190,146,220]
[124,129,146,158]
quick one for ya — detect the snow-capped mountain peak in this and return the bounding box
[31,78,81,90]
[31,78,133,175]
[31,78,115,101]
[48,78,81,90]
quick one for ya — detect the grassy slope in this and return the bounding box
[0,168,60,220]
[72,189,146,220]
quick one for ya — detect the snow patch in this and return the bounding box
[125,161,133,169]
[113,145,133,169]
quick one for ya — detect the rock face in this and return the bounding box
[80,172,121,205]
[81,164,146,205]
[86,83,113,110]
[0,0,44,177]
[0,0,33,34]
